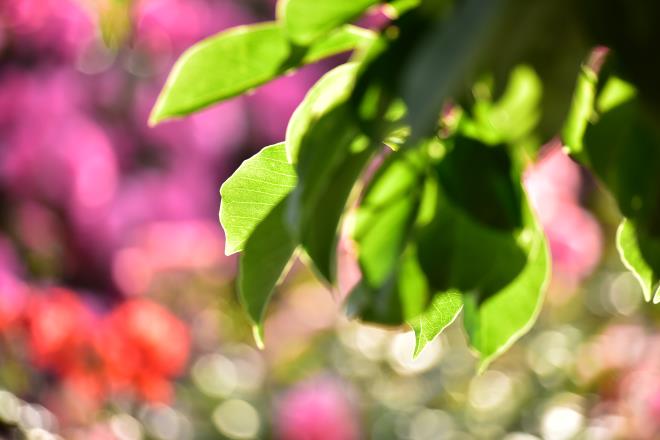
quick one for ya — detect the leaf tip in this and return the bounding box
[412,341,424,360]
[653,287,660,305]
[252,324,265,350]
[147,95,170,127]
[476,358,491,375]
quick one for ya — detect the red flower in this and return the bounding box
[26,288,98,374]
[97,299,189,403]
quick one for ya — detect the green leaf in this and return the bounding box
[582,77,660,232]
[150,23,373,124]
[239,200,298,342]
[402,0,506,137]
[279,0,380,46]
[435,136,523,232]
[463,203,549,371]
[291,140,372,283]
[409,291,463,357]
[220,144,299,342]
[286,63,374,283]
[347,246,431,326]
[462,65,542,145]
[220,143,297,255]
[574,74,660,304]
[617,219,660,303]
[562,66,597,156]
[354,149,426,287]
[286,63,360,164]
[403,0,588,139]
[416,137,549,368]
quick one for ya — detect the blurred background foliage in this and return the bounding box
[0,1,658,439]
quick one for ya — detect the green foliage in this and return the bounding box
[279,0,381,45]
[220,144,298,343]
[617,220,660,304]
[150,23,373,124]
[154,0,660,367]
[220,143,296,255]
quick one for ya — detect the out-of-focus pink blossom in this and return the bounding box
[134,0,250,60]
[133,81,247,160]
[112,220,231,295]
[524,143,602,288]
[0,69,118,212]
[0,0,95,58]
[276,378,360,440]
[355,5,392,30]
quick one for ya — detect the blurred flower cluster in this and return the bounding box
[18,288,188,404]
[0,1,658,439]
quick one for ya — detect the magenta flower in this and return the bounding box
[524,143,602,287]
[276,378,360,440]
[0,0,94,58]
[134,0,251,59]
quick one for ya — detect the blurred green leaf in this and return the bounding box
[577,75,660,303]
[150,23,373,124]
[617,219,660,303]
[462,65,542,145]
[98,0,132,49]
[220,143,297,255]
[279,0,380,45]
[403,0,588,140]
[409,290,462,357]
[354,149,426,287]
[347,246,431,326]
[562,66,597,156]
[434,136,522,231]
[582,77,660,232]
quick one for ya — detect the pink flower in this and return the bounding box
[0,0,95,58]
[134,0,251,59]
[133,80,247,161]
[276,378,360,440]
[524,143,603,286]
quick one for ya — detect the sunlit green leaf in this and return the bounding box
[617,219,660,303]
[286,63,374,283]
[562,66,597,156]
[462,65,542,145]
[290,138,372,283]
[462,203,549,371]
[409,291,463,357]
[150,23,373,124]
[286,63,360,164]
[279,0,380,45]
[220,144,299,343]
[354,149,426,287]
[220,143,296,255]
